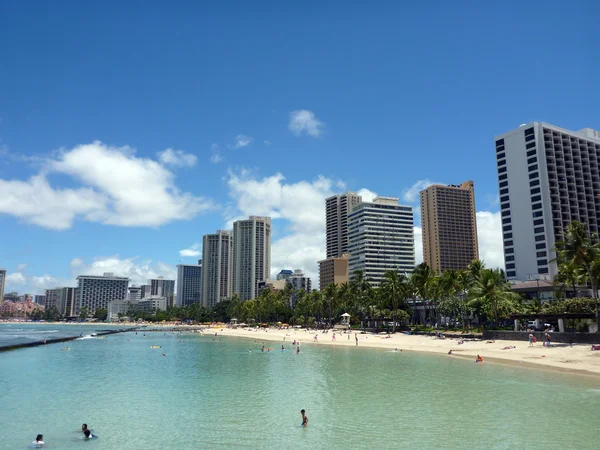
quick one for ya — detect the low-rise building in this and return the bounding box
[318,254,349,289]
[107,299,138,321]
[136,296,167,314]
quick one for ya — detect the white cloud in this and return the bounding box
[289,110,324,138]
[264,140,272,146]
[6,272,26,285]
[233,135,253,149]
[357,188,377,203]
[69,256,177,286]
[226,170,373,287]
[30,274,76,291]
[179,243,202,258]
[16,263,27,271]
[476,211,504,269]
[210,152,223,164]
[0,141,214,230]
[157,148,197,168]
[402,179,441,203]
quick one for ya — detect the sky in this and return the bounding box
[1,1,598,295]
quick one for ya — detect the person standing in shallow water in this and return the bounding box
[301,409,308,427]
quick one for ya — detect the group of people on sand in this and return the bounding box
[31,424,95,447]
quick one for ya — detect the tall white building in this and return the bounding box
[348,197,415,287]
[128,286,142,302]
[202,230,233,308]
[232,216,271,301]
[76,273,129,315]
[176,264,202,307]
[0,269,6,303]
[287,269,312,308]
[150,277,175,308]
[325,192,363,258]
[495,122,600,281]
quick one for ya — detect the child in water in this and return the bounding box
[301,409,308,427]
[31,434,45,447]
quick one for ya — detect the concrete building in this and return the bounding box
[128,285,142,302]
[4,292,19,302]
[232,216,271,301]
[318,254,349,289]
[140,284,152,299]
[44,289,59,310]
[420,181,479,272]
[176,264,202,307]
[57,287,77,317]
[202,230,233,308]
[34,295,46,305]
[137,296,167,314]
[495,122,600,281]
[348,197,415,287]
[76,273,129,315]
[257,279,287,295]
[0,269,6,303]
[276,269,294,281]
[150,277,175,308]
[287,270,312,308]
[325,192,362,258]
[108,299,137,321]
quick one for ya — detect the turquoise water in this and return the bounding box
[0,323,131,348]
[1,325,599,449]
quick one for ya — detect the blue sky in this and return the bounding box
[1,1,598,294]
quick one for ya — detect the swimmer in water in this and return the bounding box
[82,424,88,433]
[281,345,285,350]
[162,353,167,356]
[393,348,398,352]
[296,346,300,354]
[83,430,94,439]
[31,434,45,447]
[301,409,308,427]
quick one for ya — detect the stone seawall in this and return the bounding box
[0,328,138,352]
[482,330,600,344]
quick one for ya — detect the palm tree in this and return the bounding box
[554,221,600,330]
[381,270,408,333]
[469,269,518,326]
[324,284,338,328]
[412,263,437,324]
[350,270,371,330]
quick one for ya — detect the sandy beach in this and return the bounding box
[207,326,600,377]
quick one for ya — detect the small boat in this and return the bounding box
[150,345,161,349]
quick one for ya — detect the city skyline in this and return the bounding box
[1,3,596,295]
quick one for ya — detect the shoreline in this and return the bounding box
[207,326,600,378]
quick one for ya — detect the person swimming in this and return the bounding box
[296,345,300,353]
[301,409,308,427]
[31,434,45,447]
[83,430,96,439]
[281,345,285,350]
[476,355,483,363]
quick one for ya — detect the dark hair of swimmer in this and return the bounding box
[84,430,91,438]
[82,424,88,430]
[301,409,305,414]
[36,434,43,441]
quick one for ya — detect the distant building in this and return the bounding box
[325,192,362,258]
[34,295,46,305]
[257,279,287,295]
[348,197,415,287]
[232,216,271,301]
[202,230,233,308]
[56,287,78,317]
[176,264,202,307]
[150,277,175,308]
[136,296,167,314]
[420,181,479,272]
[0,268,6,303]
[495,122,600,281]
[128,286,142,302]
[4,291,19,302]
[140,284,152,299]
[108,299,137,321]
[276,270,294,281]
[76,273,129,315]
[45,289,59,310]
[287,270,312,308]
[318,254,349,289]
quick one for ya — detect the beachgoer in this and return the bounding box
[82,424,88,433]
[476,355,483,363]
[281,345,285,351]
[393,348,398,352]
[296,345,300,354]
[32,434,45,447]
[43,339,46,345]
[448,350,453,355]
[528,333,534,347]
[261,345,265,352]
[546,332,551,347]
[314,334,318,342]
[84,430,94,439]
[332,334,336,342]
[355,334,358,346]
[301,409,308,427]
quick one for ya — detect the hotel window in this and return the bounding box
[533,219,544,226]
[505,240,513,247]
[531,195,541,202]
[524,128,534,136]
[499,181,508,188]
[539,267,549,274]
[528,157,537,164]
[534,227,544,234]
[529,172,539,180]
[538,259,548,266]
[505,247,514,254]
[502,210,510,217]
[506,263,516,269]
[536,251,547,258]
[530,179,540,187]
[532,203,542,210]
[498,166,507,173]
[499,174,507,181]
[503,225,512,232]
[535,235,545,242]
[533,211,543,218]
[500,188,509,195]
[507,271,516,277]
[506,255,515,261]
[504,232,513,239]
[531,187,541,195]
[500,195,509,203]
[526,143,536,150]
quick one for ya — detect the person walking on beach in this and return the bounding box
[355,333,358,346]
[528,333,534,347]
[300,409,308,427]
[545,332,551,347]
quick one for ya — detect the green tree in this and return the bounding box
[469,269,518,326]
[93,308,108,321]
[79,306,89,321]
[381,270,408,333]
[554,221,600,330]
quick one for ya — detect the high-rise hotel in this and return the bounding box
[232,216,271,301]
[495,122,600,281]
[202,230,233,308]
[348,197,415,287]
[420,181,479,272]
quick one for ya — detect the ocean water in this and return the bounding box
[1,326,599,450]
